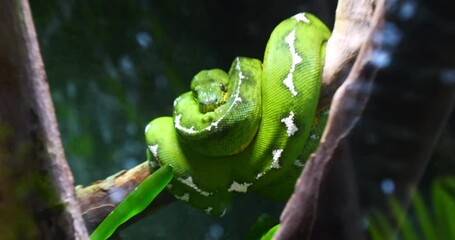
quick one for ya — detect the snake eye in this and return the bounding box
[219,83,226,92]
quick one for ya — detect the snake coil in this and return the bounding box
[145,12,331,216]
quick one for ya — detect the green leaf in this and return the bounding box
[368,177,455,240]
[389,198,418,240]
[411,191,436,240]
[432,178,455,240]
[260,224,280,240]
[368,209,394,240]
[245,214,277,240]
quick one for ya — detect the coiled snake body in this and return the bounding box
[145,13,331,216]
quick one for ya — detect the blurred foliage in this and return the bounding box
[369,177,455,240]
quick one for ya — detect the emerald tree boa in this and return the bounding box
[145,12,331,216]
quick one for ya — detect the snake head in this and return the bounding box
[191,69,230,113]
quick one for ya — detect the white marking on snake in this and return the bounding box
[294,13,310,23]
[228,181,252,193]
[283,29,302,97]
[148,144,159,158]
[175,114,197,134]
[205,58,243,131]
[148,145,162,167]
[239,70,245,80]
[256,171,266,180]
[205,207,213,215]
[235,58,241,70]
[272,149,283,169]
[145,124,151,134]
[310,133,318,140]
[178,176,212,196]
[175,193,190,202]
[281,111,299,136]
[294,159,305,167]
[173,96,181,107]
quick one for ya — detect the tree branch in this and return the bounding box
[319,0,376,110]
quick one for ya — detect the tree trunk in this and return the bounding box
[0,0,88,238]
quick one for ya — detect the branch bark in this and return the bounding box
[0,0,88,238]
[319,0,376,110]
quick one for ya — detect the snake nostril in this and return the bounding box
[219,83,226,92]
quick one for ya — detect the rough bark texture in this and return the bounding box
[0,0,88,238]
[319,0,375,110]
